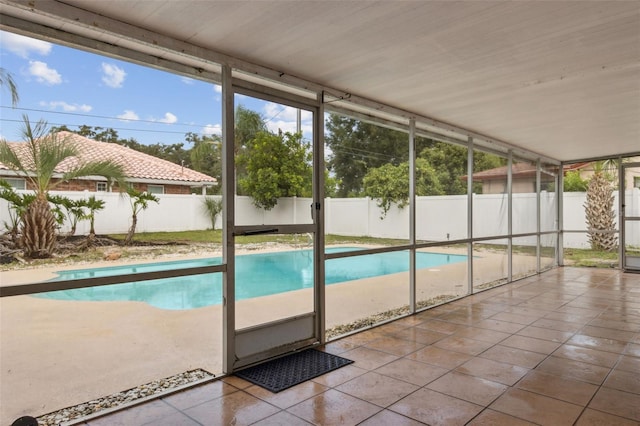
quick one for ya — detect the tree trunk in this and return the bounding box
[585,172,617,251]
[124,213,137,245]
[21,197,57,258]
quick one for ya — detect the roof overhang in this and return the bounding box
[1,0,638,163]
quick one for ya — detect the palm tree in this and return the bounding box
[0,116,126,258]
[584,161,618,251]
[0,67,19,106]
[123,187,159,245]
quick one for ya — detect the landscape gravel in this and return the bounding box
[35,369,214,426]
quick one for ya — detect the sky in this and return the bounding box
[0,30,313,146]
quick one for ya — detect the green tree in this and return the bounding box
[202,196,222,229]
[0,180,34,243]
[235,105,268,154]
[48,196,88,236]
[563,170,589,192]
[85,195,106,241]
[187,132,221,187]
[0,116,126,258]
[237,131,311,210]
[124,187,159,245]
[363,158,444,218]
[325,114,409,197]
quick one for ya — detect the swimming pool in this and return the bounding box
[39,248,466,310]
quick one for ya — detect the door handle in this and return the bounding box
[235,228,279,236]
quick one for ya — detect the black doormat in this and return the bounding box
[235,349,353,393]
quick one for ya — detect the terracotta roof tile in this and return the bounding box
[1,131,216,184]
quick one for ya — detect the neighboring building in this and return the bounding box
[0,131,216,194]
[469,161,640,194]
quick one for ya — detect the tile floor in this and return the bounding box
[81,267,639,425]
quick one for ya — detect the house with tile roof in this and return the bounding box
[468,161,640,194]
[0,131,217,194]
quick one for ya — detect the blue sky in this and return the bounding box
[0,30,313,146]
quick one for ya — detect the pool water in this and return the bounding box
[39,248,466,310]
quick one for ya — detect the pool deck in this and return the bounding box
[0,247,537,424]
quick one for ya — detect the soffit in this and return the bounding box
[1,0,638,162]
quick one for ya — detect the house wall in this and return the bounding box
[11,177,198,194]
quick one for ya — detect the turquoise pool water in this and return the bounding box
[39,248,466,310]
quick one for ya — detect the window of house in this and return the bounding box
[634,176,640,188]
[3,178,26,190]
[96,182,108,192]
[147,185,164,194]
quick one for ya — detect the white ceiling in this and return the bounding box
[1,0,639,162]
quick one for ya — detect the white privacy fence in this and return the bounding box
[1,189,638,248]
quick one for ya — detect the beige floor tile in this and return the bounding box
[580,325,637,342]
[451,327,511,344]
[163,381,239,410]
[552,344,620,368]
[454,357,529,386]
[490,312,540,325]
[221,375,252,389]
[244,381,328,409]
[391,326,449,345]
[588,387,640,422]
[310,364,367,388]
[251,411,313,425]
[530,318,583,333]
[516,325,574,342]
[467,409,537,425]
[364,336,425,356]
[287,389,380,425]
[433,336,495,356]
[415,319,466,334]
[535,356,611,385]
[479,344,547,368]
[374,358,448,386]
[575,408,639,425]
[516,371,598,406]
[500,334,561,354]
[588,318,640,332]
[183,391,280,426]
[341,346,399,370]
[567,334,628,353]
[624,342,640,357]
[339,330,386,347]
[357,409,425,426]
[474,319,527,334]
[335,372,419,407]
[389,388,483,426]
[604,369,640,394]
[87,400,181,426]
[616,355,640,373]
[406,345,473,369]
[544,312,594,324]
[319,339,360,355]
[490,388,583,425]
[426,371,507,406]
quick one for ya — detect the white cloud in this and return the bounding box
[28,61,62,85]
[181,76,194,85]
[202,124,222,136]
[101,62,126,88]
[157,112,177,124]
[213,84,222,93]
[262,102,312,135]
[0,31,52,58]
[117,110,139,121]
[40,101,92,113]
